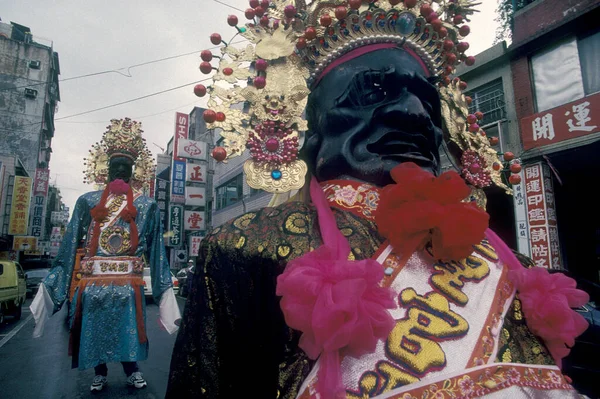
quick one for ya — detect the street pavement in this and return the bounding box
[0,295,186,398]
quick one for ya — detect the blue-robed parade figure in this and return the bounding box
[30,118,181,391]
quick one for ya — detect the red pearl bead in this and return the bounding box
[404,0,417,7]
[510,163,522,173]
[210,33,222,45]
[223,67,233,76]
[193,84,207,97]
[245,8,256,19]
[201,50,213,62]
[467,114,477,124]
[260,0,269,8]
[255,6,265,16]
[443,40,454,51]
[459,25,471,37]
[489,136,499,146]
[446,53,457,65]
[296,37,307,49]
[349,0,362,10]
[284,5,296,18]
[254,76,266,89]
[453,15,464,24]
[465,96,473,105]
[216,112,226,122]
[227,15,239,26]
[249,0,259,8]
[260,15,269,26]
[503,152,515,161]
[459,80,468,90]
[304,27,317,40]
[389,0,401,5]
[431,19,443,32]
[335,6,348,20]
[438,27,448,38]
[203,110,217,123]
[493,163,502,171]
[199,62,213,74]
[465,56,476,66]
[420,4,433,18]
[320,14,333,26]
[475,111,484,120]
[265,138,279,152]
[468,124,479,133]
[255,59,268,71]
[457,42,470,53]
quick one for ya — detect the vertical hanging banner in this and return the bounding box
[189,236,202,257]
[168,204,184,247]
[512,168,530,257]
[31,168,50,238]
[170,160,186,204]
[8,176,32,235]
[154,178,170,231]
[523,162,562,269]
[186,163,206,183]
[173,112,189,162]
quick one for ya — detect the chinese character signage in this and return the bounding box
[13,236,37,251]
[511,169,530,257]
[184,210,205,231]
[170,159,186,204]
[523,162,562,269]
[33,168,50,195]
[8,176,32,235]
[185,186,206,207]
[521,92,600,150]
[176,139,207,161]
[50,226,63,258]
[168,204,184,247]
[189,236,202,257]
[173,112,189,162]
[186,163,206,183]
[154,178,170,231]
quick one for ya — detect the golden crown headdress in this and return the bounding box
[83,118,156,192]
[194,0,518,197]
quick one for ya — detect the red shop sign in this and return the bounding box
[521,92,600,150]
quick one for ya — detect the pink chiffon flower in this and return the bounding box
[108,178,130,195]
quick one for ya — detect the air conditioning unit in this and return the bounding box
[24,88,37,98]
[29,60,41,69]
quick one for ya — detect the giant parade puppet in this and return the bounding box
[167,1,590,398]
[31,118,181,391]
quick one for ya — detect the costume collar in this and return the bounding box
[320,179,381,221]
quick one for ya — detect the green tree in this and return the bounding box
[494,0,537,44]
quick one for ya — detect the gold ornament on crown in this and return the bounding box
[196,0,515,195]
[83,118,156,192]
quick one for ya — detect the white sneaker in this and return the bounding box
[126,371,147,389]
[90,375,107,392]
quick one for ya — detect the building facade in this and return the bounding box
[0,21,60,251]
[457,0,600,282]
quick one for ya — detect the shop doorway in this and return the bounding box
[549,140,600,283]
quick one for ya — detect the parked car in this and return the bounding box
[142,267,178,300]
[25,268,50,298]
[177,265,195,297]
[0,261,26,323]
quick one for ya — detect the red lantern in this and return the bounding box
[212,146,227,162]
[509,174,522,185]
[503,152,515,162]
[510,163,522,173]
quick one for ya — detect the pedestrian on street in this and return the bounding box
[30,118,181,392]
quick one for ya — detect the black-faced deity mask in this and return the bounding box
[108,156,134,183]
[303,48,444,187]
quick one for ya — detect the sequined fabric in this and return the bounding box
[166,201,384,398]
[42,190,172,370]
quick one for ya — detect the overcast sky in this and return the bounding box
[3,0,500,212]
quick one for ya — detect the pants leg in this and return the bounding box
[121,361,139,376]
[94,363,108,377]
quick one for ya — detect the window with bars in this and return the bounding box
[465,79,506,126]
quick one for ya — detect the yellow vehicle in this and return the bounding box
[0,261,27,324]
